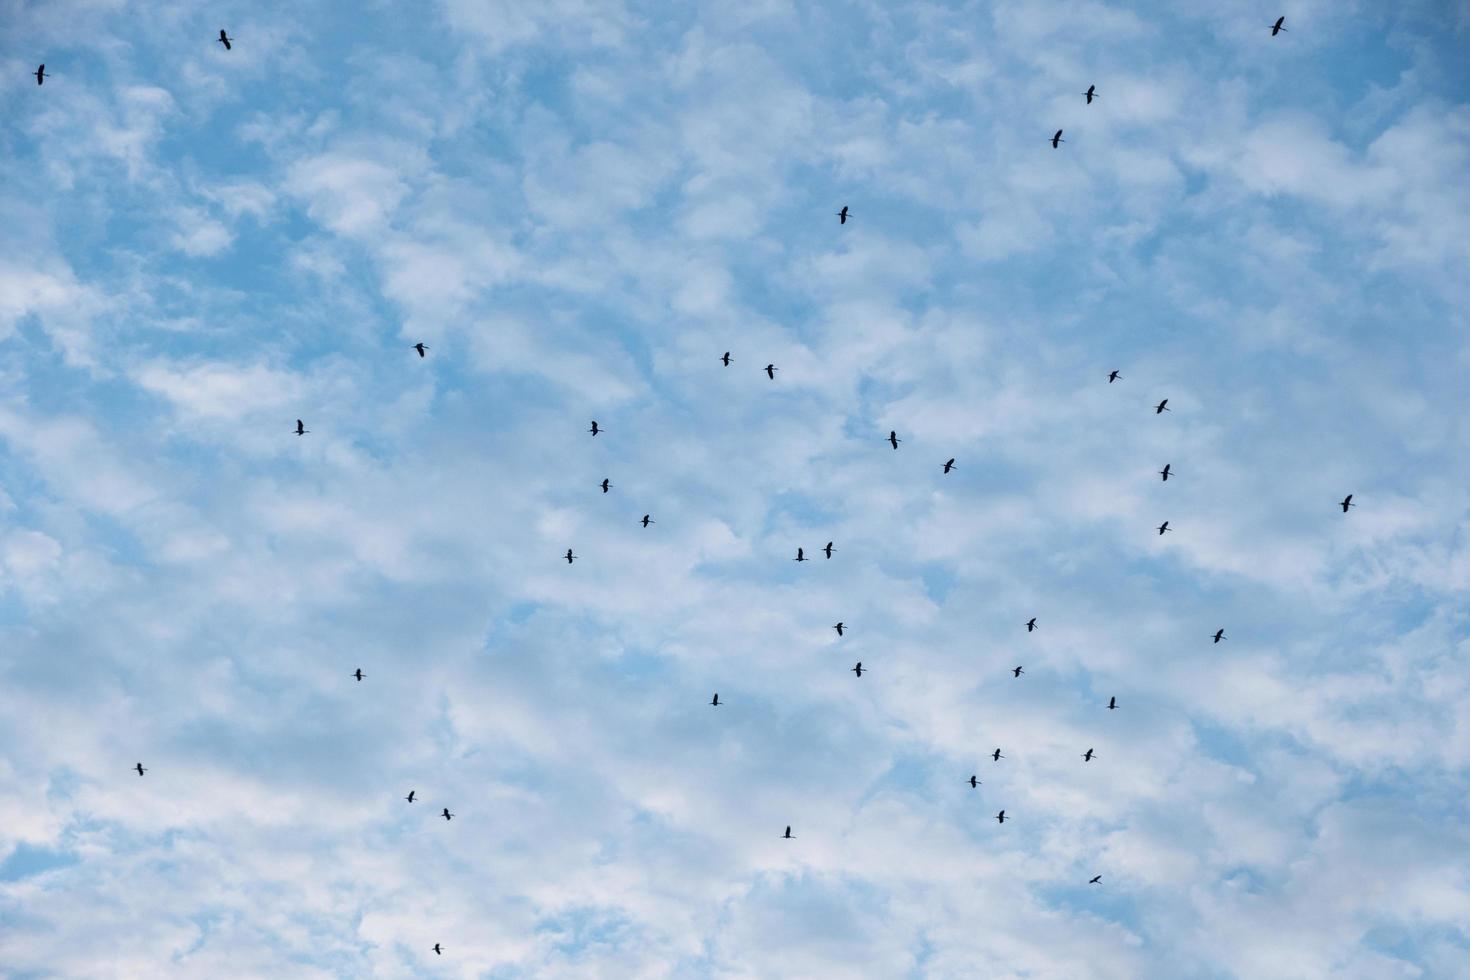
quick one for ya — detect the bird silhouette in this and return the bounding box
[783,825,795,839]
[217,29,233,50]
[711,693,721,706]
[641,514,653,527]
[888,430,900,450]
[1089,875,1102,884]
[968,775,979,788]
[1213,629,1226,644]
[721,352,732,366]
[1051,129,1065,148]
[834,622,845,636]
[823,542,834,559]
[589,420,601,436]
[134,763,146,776]
[852,662,864,677]
[1270,16,1287,35]
[441,808,453,821]
[1157,521,1171,535]
[1012,666,1024,677]
[837,205,850,224]
[433,943,443,955]
[1084,84,1099,104]
[1083,748,1095,761]
[35,64,48,85]
[406,791,416,802]
[564,549,576,564]
[1155,399,1170,414]
[794,547,807,562]
[765,364,777,379]
[1108,370,1121,383]
[992,748,1003,762]
[413,343,428,357]
[1026,618,1037,633]
[1340,494,1355,513]
[600,478,612,493]
[996,810,1007,823]
[353,669,365,682]
[943,458,956,473]
[295,419,308,435]
[1107,696,1117,710]
[1160,463,1172,481]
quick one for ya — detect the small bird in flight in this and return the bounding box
[1340,494,1355,513]
[413,343,428,358]
[353,669,365,682]
[823,541,834,559]
[996,810,1007,823]
[1155,399,1170,414]
[721,352,732,366]
[1108,370,1121,383]
[641,514,653,527]
[564,549,576,564]
[1157,521,1171,535]
[992,748,1003,762]
[1089,875,1103,885]
[1082,748,1095,762]
[837,205,850,224]
[134,763,146,776]
[295,419,308,435]
[217,29,233,50]
[1213,629,1226,644]
[1012,666,1024,677]
[406,791,416,803]
[852,662,865,677]
[1084,84,1099,104]
[943,458,956,473]
[834,622,845,637]
[888,430,901,450]
[794,547,807,562]
[711,693,721,706]
[35,64,48,85]
[600,479,612,493]
[1270,16,1287,36]
[1051,129,1065,148]
[441,808,453,821]
[765,364,777,380]
[589,420,601,436]
[1107,696,1117,710]
[1026,618,1037,633]
[433,944,443,955]
[783,825,795,839]
[1160,463,1172,481]
[968,775,980,788]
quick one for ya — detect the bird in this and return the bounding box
[837,205,850,224]
[1160,463,1172,481]
[441,808,453,821]
[1340,494,1355,513]
[413,343,428,357]
[721,352,732,366]
[794,547,807,562]
[600,478,612,493]
[783,825,795,839]
[35,64,48,85]
[217,29,233,50]
[943,458,956,473]
[1270,16,1287,36]
[1051,129,1065,148]
[564,549,576,564]
[711,693,721,706]
[406,791,416,803]
[641,514,653,527]
[996,810,1007,823]
[992,748,1003,762]
[589,420,601,436]
[765,364,777,379]
[353,669,365,682]
[1108,370,1121,383]
[968,775,980,788]
[852,662,864,677]
[888,430,901,450]
[1012,666,1024,677]
[1213,629,1226,644]
[834,622,845,637]
[1155,399,1170,414]
[433,944,443,955]
[823,541,834,559]
[295,419,308,435]
[1084,84,1099,104]
[1107,696,1117,710]
[134,763,146,776]
[1089,875,1102,885]
[1157,521,1171,535]
[1083,748,1095,762]
[1026,618,1037,633]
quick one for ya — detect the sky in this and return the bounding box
[2,0,1470,976]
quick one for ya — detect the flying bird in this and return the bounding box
[1089,875,1103,884]
[837,205,850,224]
[406,791,416,803]
[1012,666,1024,677]
[35,64,48,85]
[783,825,795,839]
[1340,494,1355,513]
[943,458,956,473]
[295,419,308,435]
[721,352,732,366]
[996,810,1007,823]
[1051,129,1065,148]
[1026,618,1037,633]
[711,693,721,706]
[1155,399,1170,414]
[1270,16,1287,35]
[823,541,834,559]
[1108,370,1121,383]
[765,364,777,380]
[353,669,365,682]
[794,547,807,562]
[1084,84,1099,104]
[589,420,601,436]
[852,662,865,677]
[969,775,980,788]
[992,748,1003,762]
[1107,696,1117,710]
[1160,463,1172,481]
[1213,629,1226,644]
[600,478,612,493]
[641,514,653,527]
[834,622,845,637]
[564,549,576,564]
[413,343,428,357]
[217,29,233,50]
[1157,521,1171,535]
[441,808,453,821]
[888,430,900,450]
[1083,748,1095,762]
[134,763,146,776]
[433,944,443,955]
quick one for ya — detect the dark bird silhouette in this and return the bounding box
[711,693,721,706]
[35,64,48,85]
[1089,875,1103,884]
[295,419,308,435]
[834,622,845,637]
[1012,666,1024,677]
[564,549,576,564]
[888,430,900,450]
[1155,399,1170,414]
[134,763,146,776]
[1340,494,1355,513]
[996,810,1007,823]
[1026,618,1037,633]
[1160,463,1172,481]
[852,662,864,677]
[1107,696,1117,710]
[433,944,442,955]
[1108,370,1121,383]
[406,791,416,803]
[441,808,453,821]
[353,668,365,682]
[217,29,233,50]
[1051,129,1065,148]
[823,541,834,559]
[589,420,601,436]
[837,205,850,224]
[1083,748,1095,762]
[794,547,807,562]
[784,825,795,839]
[1084,84,1099,104]
[943,458,956,473]
[1213,629,1226,644]
[641,514,653,527]
[765,363,777,380]
[413,343,428,357]
[992,748,1003,762]
[1157,521,1171,535]
[969,775,980,788]
[1270,16,1287,35]
[600,478,612,493]
[721,352,731,366]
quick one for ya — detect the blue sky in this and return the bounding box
[2,0,1470,976]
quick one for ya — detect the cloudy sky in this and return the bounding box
[3,0,1470,976]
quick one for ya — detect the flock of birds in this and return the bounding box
[26,13,1349,961]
